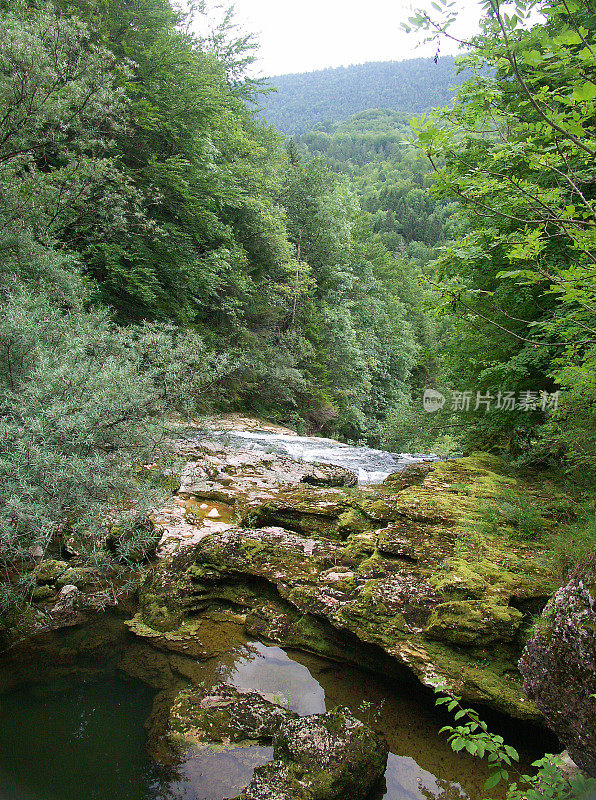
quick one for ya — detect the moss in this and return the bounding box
[0,605,38,649]
[56,567,97,589]
[425,599,523,645]
[141,602,184,633]
[337,508,374,535]
[343,534,376,563]
[34,559,68,584]
[32,585,56,601]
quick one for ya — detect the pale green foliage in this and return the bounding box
[0,2,140,242]
[403,0,596,471]
[435,687,596,799]
[0,234,230,607]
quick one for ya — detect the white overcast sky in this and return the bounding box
[196,0,485,77]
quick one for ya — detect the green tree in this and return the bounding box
[405,0,596,472]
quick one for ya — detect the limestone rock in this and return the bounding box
[146,683,297,764]
[236,707,388,800]
[519,559,596,776]
[138,454,562,721]
[178,448,357,505]
[52,585,81,612]
[425,600,523,645]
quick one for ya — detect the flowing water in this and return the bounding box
[190,428,439,484]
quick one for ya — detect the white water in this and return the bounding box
[195,429,438,484]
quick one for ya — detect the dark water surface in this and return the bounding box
[0,676,161,800]
[0,625,546,800]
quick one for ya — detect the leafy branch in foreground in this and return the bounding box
[434,686,596,799]
[399,0,596,474]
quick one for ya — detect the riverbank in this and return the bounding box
[0,416,591,798]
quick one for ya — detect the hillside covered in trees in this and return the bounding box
[2,0,596,796]
[0,0,431,606]
[258,57,466,134]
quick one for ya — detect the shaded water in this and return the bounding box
[0,676,161,800]
[192,429,438,483]
[0,622,547,800]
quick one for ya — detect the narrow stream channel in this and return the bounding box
[189,428,439,483]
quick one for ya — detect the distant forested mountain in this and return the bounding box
[258,58,463,134]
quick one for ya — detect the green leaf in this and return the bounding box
[504,745,520,761]
[556,29,582,45]
[572,81,596,102]
[484,772,502,791]
[523,49,544,66]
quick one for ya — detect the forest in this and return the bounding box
[1,0,594,615]
[0,0,595,797]
[257,57,468,134]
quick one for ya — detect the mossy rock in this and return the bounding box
[31,585,56,601]
[56,567,97,589]
[425,600,523,645]
[344,533,377,562]
[238,707,388,800]
[337,508,374,536]
[141,601,185,633]
[146,683,296,766]
[34,560,68,584]
[382,461,437,489]
[246,502,343,540]
[171,685,295,746]
[0,605,39,650]
[140,452,566,721]
[126,612,246,660]
[376,526,419,561]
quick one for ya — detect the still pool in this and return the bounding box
[0,620,553,800]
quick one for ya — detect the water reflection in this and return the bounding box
[224,642,326,716]
[165,746,273,800]
[0,631,516,800]
[211,640,491,800]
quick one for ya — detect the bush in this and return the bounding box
[434,687,596,799]
[0,243,230,610]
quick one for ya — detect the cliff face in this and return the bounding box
[520,557,596,776]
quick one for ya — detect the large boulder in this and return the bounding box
[519,558,596,776]
[135,454,563,721]
[236,707,388,800]
[146,683,297,764]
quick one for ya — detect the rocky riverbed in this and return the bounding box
[2,416,594,797]
[138,432,561,722]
